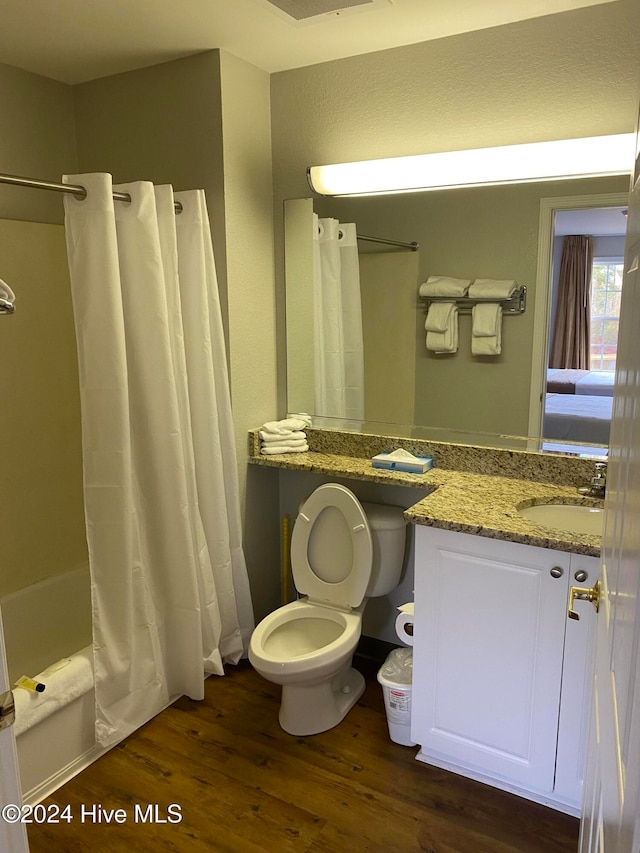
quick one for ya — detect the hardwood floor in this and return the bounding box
[27,659,579,852]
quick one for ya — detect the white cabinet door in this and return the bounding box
[412,527,570,794]
[554,555,599,808]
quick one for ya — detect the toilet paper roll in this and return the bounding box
[395,603,414,646]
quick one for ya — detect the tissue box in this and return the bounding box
[371,451,434,474]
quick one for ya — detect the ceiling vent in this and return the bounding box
[264,0,375,21]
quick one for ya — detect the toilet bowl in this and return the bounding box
[249,483,406,736]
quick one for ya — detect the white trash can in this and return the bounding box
[377,647,416,746]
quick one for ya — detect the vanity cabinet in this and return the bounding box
[411,526,598,814]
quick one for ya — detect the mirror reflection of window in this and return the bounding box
[542,205,627,453]
[590,257,623,372]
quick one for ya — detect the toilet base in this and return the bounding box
[278,663,366,736]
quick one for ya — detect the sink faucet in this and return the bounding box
[578,462,607,497]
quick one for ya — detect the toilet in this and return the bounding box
[249,483,407,736]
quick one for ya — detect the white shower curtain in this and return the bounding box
[63,173,254,747]
[312,216,364,420]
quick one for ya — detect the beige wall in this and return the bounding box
[0,64,81,597]
[219,50,278,465]
[0,220,87,597]
[73,51,229,333]
[283,199,316,418]
[0,61,77,223]
[219,50,280,620]
[359,251,418,427]
[271,1,640,427]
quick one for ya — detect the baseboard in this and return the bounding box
[22,743,110,807]
[21,695,178,807]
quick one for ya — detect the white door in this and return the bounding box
[579,126,640,852]
[0,607,29,852]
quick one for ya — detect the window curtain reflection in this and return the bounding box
[550,235,594,369]
[312,216,364,420]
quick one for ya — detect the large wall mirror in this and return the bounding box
[285,173,630,455]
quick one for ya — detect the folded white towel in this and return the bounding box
[261,417,310,434]
[472,335,501,356]
[14,646,94,736]
[261,437,307,449]
[472,303,502,355]
[468,279,517,300]
[426,304,459,353]
[472,303,502,336]
[260,430,306,443]
[0,279,16,303]
[419,276,471,298]
[425,301,456,333]
[261,442,310,455]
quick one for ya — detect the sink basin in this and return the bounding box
[518,503,604,536]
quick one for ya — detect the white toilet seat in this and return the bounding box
[290,483,373,609]
[248,599,362,680]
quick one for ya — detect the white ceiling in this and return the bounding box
[0,0,619,85]
[555,207,628,236]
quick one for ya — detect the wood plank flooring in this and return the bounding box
[27,659,579,852]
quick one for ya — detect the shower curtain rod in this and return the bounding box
[0,171,416,242]
[357,233,419,251]
[0,171,183,213]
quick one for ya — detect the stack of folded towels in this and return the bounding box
[419,276,518,356]
[260,415,312,455]
[419,276,471,353]
[468,279,517,356]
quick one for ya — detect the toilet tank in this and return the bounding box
[362,502,407,597]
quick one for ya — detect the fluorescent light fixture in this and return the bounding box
[307,134,636,196]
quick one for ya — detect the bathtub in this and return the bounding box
[1,565,104,804]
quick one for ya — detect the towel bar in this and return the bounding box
[418,285,526,315]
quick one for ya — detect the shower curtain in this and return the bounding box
[63,173,254,747]
[313,216,365,420]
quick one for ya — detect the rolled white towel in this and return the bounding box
[260,430,306,443]
[261,417,310,434]
[261,442,309,455]
[425,301,456,333]
[13,646,94,736]
[0,279,16,314]
[471,303,502,356]
[419,276,470,298]
[468,279,517,300]
[425,304,459,353]
[0,278,16,306]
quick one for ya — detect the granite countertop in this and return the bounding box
[402,467,602,557]
[249,429,603,557]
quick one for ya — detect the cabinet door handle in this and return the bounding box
[568,580,601,621]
